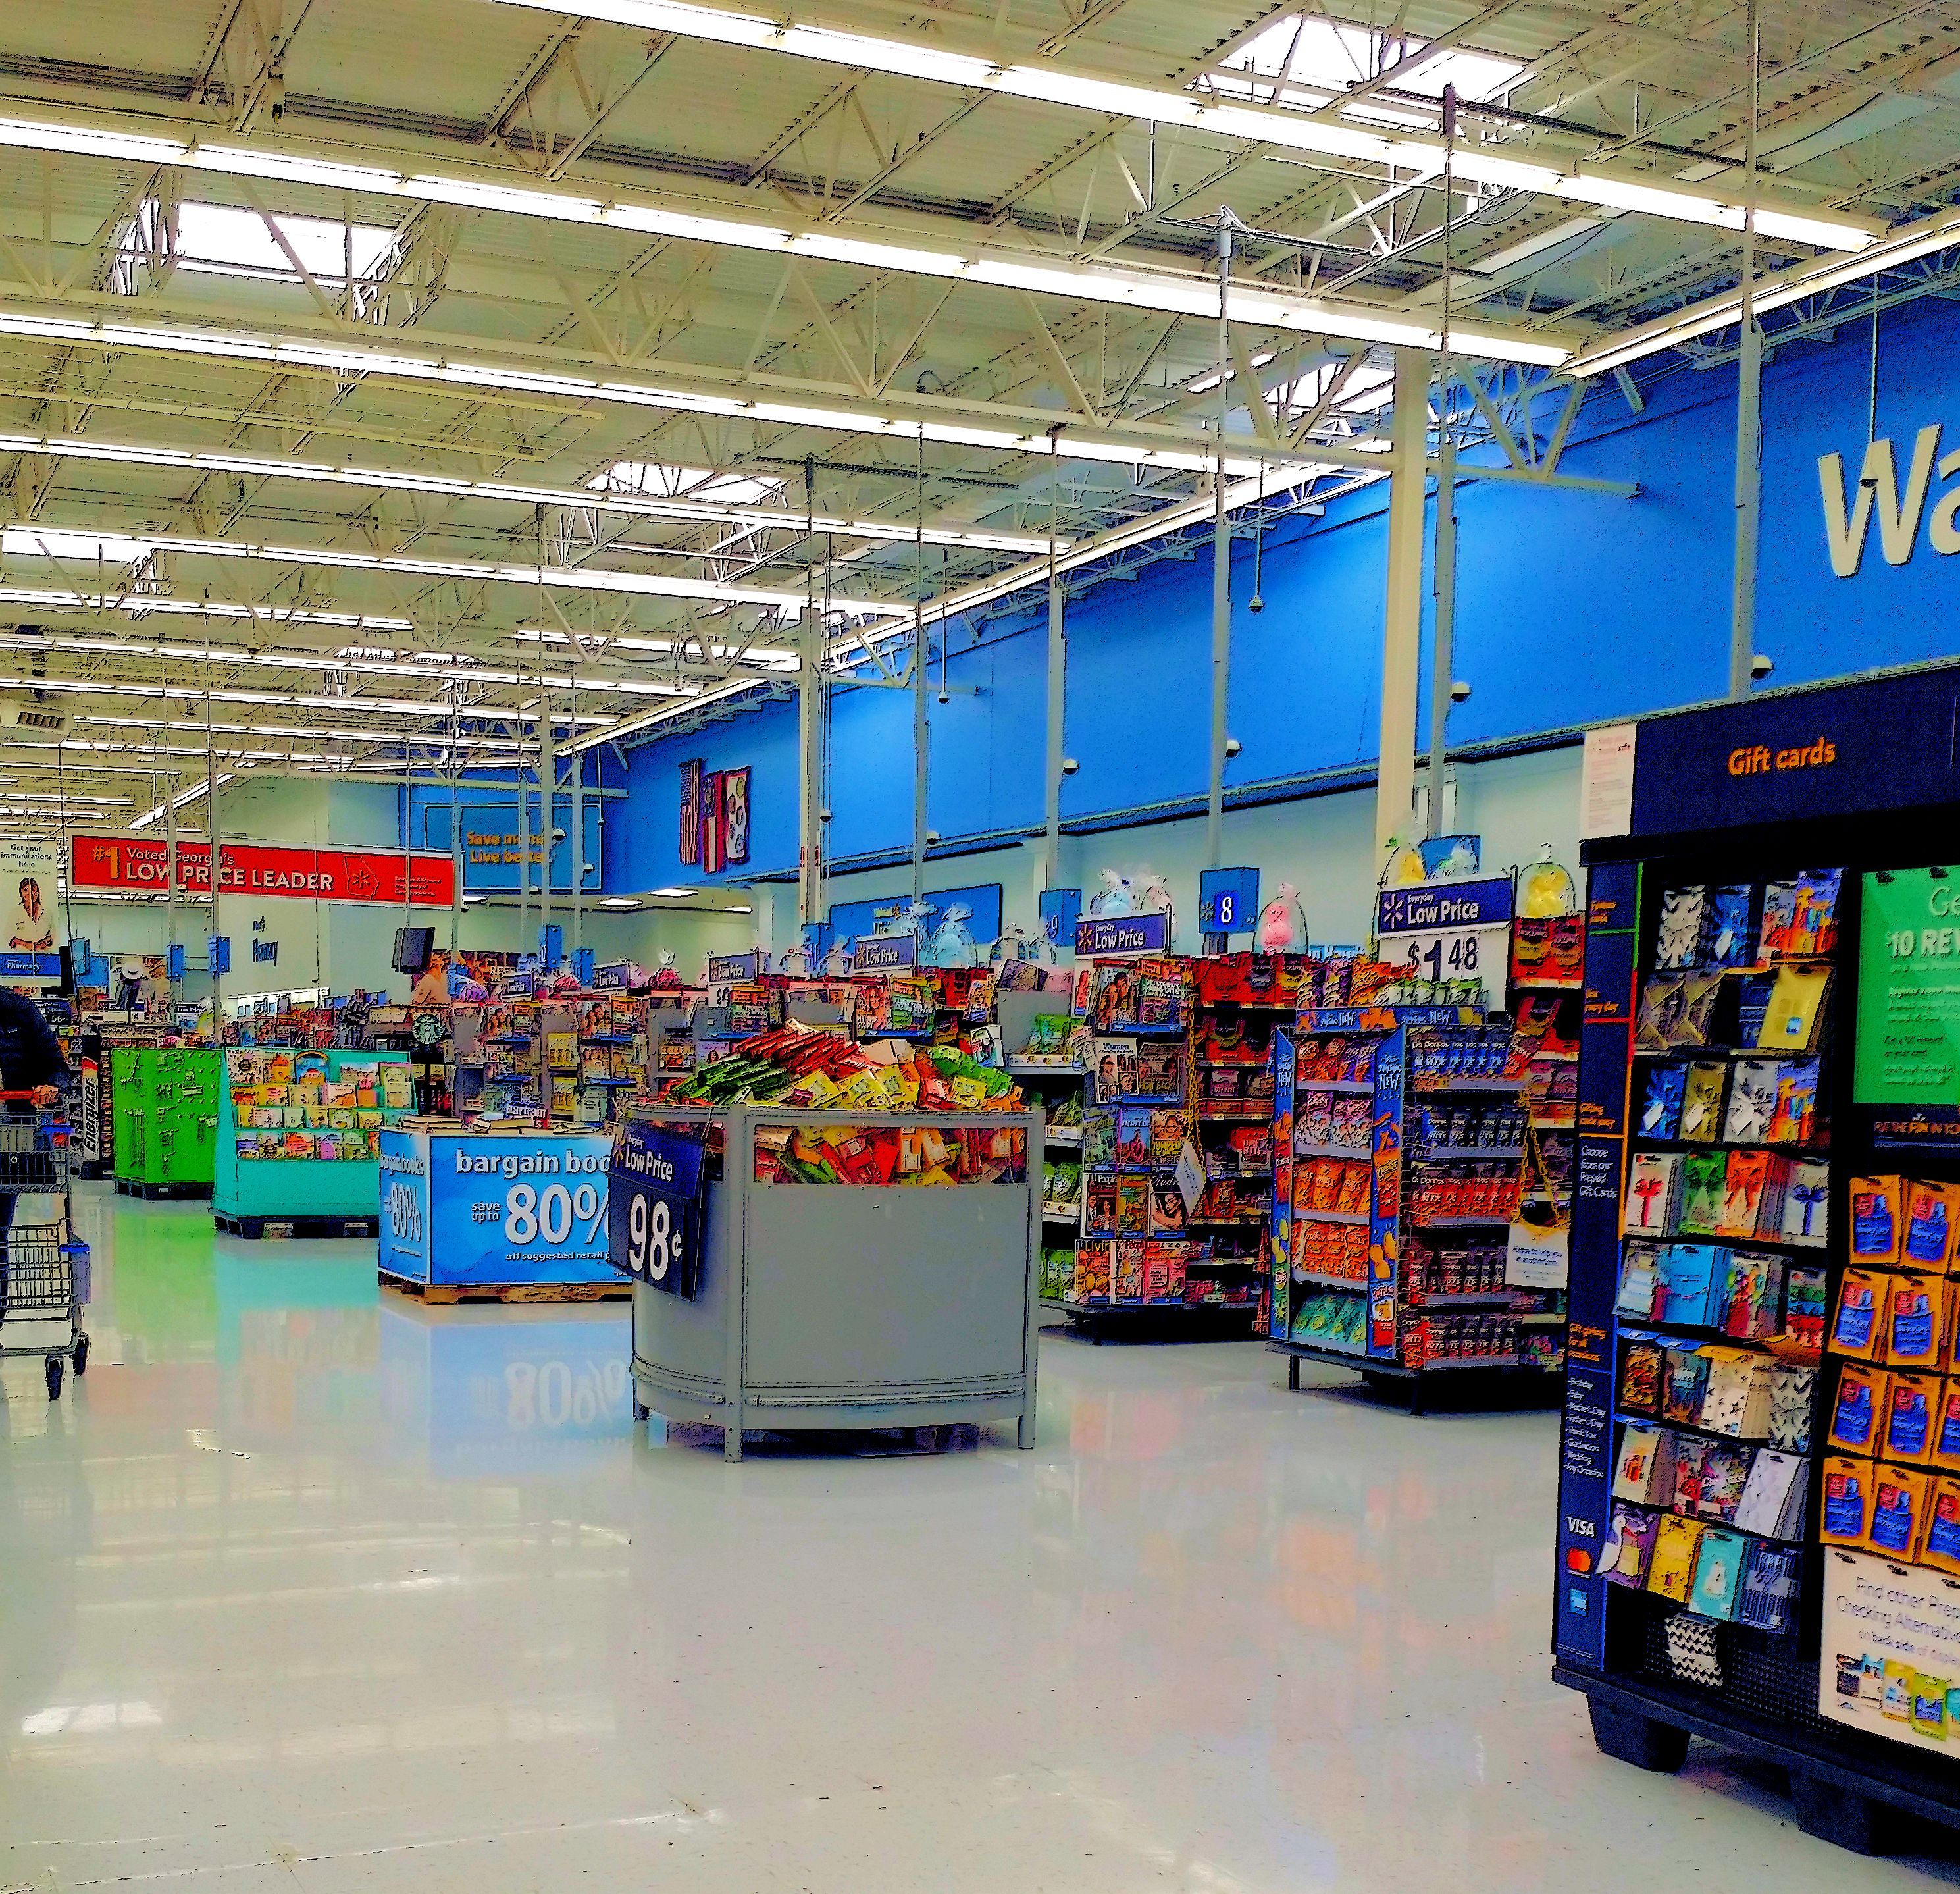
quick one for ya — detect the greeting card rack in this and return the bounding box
[1268,1003,1560,1413]
[1553,665,1960,1855]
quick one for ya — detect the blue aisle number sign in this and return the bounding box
[607,1120,706,1298]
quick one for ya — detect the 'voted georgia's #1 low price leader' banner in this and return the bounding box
[69,835,455,905]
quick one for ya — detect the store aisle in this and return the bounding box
[0,1187,1951,1893]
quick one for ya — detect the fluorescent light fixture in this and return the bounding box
[649,886,698,897]
[0,114,1569,367]
[0,523,908,616]
[596,895,642,908]
[1563,203,1960,378]
[0,431,1058,554]
[463,893,486,905]
[0,583,413,633]
[724,905,753,914]
[478,0,1878,253]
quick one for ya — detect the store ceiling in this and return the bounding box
[0,0,1951,835]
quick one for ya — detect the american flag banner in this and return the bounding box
[679,758,704,864]
[702,770,725,873]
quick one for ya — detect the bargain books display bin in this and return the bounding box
[612,1100,1041,1462]
[1554,664,1960,1853]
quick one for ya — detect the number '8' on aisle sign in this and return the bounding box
[607,1119,706,1299]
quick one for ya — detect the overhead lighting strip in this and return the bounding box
[0,671,615,721]
[0,114,1568,366]
[480,0,1879,253]
[1562,203,1960,377]
[0,429,1060,553]
[0,523,910,616]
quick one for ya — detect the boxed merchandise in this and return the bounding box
[1676,1152,1728,1236]
[1618,1338,1665,1414]
[1678,1063,1730,1142]
[1735,1541,1801,1634]
[1822,1456,1877,1547]
[1831,1269,1888,1360]
[1769,1364,1817,1453]
[1624,1153,1682,1234]
[1639,1065,1687,1140]
[1603,1505,1660,1587]
[1884,1371,1940,1464]
[1830,1363,1885,1454]
[1689,1528,1749,1619]
[1616,1242,1664,1320]
[1647,1515,1705,1602]
[1779,1162,1831,1248]
[1886,1275,1949,1370]
[1904,1180,1960,1274]
[1922,1477,1960,1577]
[1851,1176,1904,1267]
[1869,1463,1932,1560]
[1655,885,1710,970]
[1933,1382,1960,1471]
[1614,1421,1677,1506]
[1734,1450,1809,1540]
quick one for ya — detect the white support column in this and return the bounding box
[569,723,585,966]
[1376,347,1429,860]
[1043,553,1065,887]
[797,605,824,925]
[537,695,555,962]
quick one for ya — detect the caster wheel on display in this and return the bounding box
[45,1355,63,1400]
[632,1398,650,1421]
[73,1334,88,1376]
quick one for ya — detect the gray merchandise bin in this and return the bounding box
[623,1102,1041,1461]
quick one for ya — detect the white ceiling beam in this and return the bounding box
[0,107,1571,364]
[475,0,1882,253]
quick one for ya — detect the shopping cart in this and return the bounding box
[0,1094,88,1400]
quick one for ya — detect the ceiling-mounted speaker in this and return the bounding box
[0,697,68,735]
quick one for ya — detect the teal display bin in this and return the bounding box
[212,1048,409,1239]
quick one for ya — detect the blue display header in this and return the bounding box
[854,934,917,974]
[1075,912,1170,957]
[1376,875,1514,935]
[592,960,633,991]
[1200,866,1260,934]
[1627,665,1960,837]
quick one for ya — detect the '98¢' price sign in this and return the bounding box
[608,1120,706,1299]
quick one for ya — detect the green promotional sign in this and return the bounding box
[1857,867,1960,1103]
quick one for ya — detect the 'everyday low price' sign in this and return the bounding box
[608,1119,706,1299]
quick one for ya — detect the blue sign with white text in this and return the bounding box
[854,934,917,974]
[608,1118,706,1298]
[1075,912,1170,958]
[378,1129,614,1287]
[706,951,761,984]
[1200,867,1260,935]
[1375,876,1514,935]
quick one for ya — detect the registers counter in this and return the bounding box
[378,1126,617,1297]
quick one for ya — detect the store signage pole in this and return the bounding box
[163,751,180,983]
[515,716,530,948]
[797,603,823,924]
[1377,349,1428,857]
[203,670,220,1030]
[448,706,461,957]
[1729,0,1763,701]
[1043,452,1065,890]
[1427,88,1459,839]
[569,683,584,966]
[1206,209,1235,872]
[538,681,555,964]
[911,431,927,905]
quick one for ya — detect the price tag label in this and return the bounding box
[1375,876,1513,1004]
[608,1120,706,1298]
[1376,922,1509,1001]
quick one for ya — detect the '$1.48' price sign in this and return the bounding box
[607,1119,706,1298]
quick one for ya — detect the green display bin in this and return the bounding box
[111,1047,220,1200]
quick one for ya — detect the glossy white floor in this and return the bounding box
[3,1186,1954,1893]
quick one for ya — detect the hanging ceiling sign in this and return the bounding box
[68,836,455,906]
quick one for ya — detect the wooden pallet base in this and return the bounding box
[381,1273,630,1305]
[115,1178,213,1201]
[215,1211,380,1240]
[1041,1296,1262,1344]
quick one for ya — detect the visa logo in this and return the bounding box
[1565,1515,1597,1537]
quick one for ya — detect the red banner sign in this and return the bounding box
[69,836,455,906]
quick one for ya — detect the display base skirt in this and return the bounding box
[1043,1297,1262,1342]
[215,1211,379,1240]
[382,1273,629,1305]
[1557,1665,1960,1851]
[115,1178,213,1201]
[632,1357,1034,1461]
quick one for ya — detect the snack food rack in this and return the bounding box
[613,1101,1041,1461]
[1553,665,1960,1853]
[1268,1002,1562,1411]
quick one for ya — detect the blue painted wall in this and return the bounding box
[604,293,1960,890]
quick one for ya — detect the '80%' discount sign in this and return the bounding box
[608,1118,706,1298]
